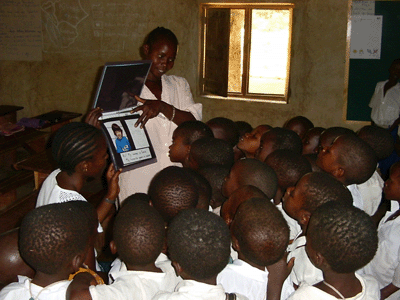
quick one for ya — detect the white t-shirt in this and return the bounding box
[356,170,384,216]
[217,259,294,300]
[153,279,248,300]
[287,273,380,300]
[347,184,364,212]
[0,275,71,300]
[276,202,301,241]
[369,80,400,128]
[119,75,202,201]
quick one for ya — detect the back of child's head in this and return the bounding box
[19,201,94,275]
[256,127,303,162]
[330,134,377,185]
[235,121,253,138]
[223,158,278,199]
[198,165,230,209]
[206,117,240,147]
[121,192,151,205]
[184,168,212,210]
[265,149,312,191]
[113,198,165,266]
[358,125,394,161]
[52,122,103,175]
[148,166,198,223]
[221,185,267,227]
[174,120,214,145]
[168,209,230,280]
[302,127,325,155]
[232,198,289,266]
[307,201,378,273]
[188,137,234,169]
[318,126,355,152]
[299,172,353,214]
[144,27,178,50]
[283,116,314,139]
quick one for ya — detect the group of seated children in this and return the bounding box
[2,113,400,300]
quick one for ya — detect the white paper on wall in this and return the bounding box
[350,15,382,59]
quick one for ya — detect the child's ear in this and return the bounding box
[298,209,311,227]
[71,253,86,273]
[76,161,89,174]
[171,261,183,277]
[231,234,240,252]
[143,44,150,56]
[332,166,345,180]
[149,200,154,207]
[186,144,191,154]
[109,240,117,255]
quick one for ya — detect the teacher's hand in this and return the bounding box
[131,95,164,128]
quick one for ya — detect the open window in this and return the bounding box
[199,3,294,103]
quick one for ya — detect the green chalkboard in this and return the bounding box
[347,1,400,122]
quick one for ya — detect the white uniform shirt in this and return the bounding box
[347,184,364,212]
[369,81,400,128]
[287,234,323,287]
[276,203,301,241]
[217,259,294,300]
[119,75,202,200]
[153,279,248,300]
[287,273,380,300]
[356,170,384,216]
[0,276,71,300]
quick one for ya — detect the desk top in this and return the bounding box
[0,128,49,157]
[33,110,82,130]
[0,105,23,117]
[14,148,55,174]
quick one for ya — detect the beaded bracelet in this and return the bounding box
[104,198,116,204]
[171,106,176,121]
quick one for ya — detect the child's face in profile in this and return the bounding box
[169,131,189,164]
[222,163,242,198]
[302,130,320,155]
[282,174,309,222]
[237,125,270,156]
[384,163,400,200]
[255,132,276,162]
[86,136,109,177]
[316,137,343,179]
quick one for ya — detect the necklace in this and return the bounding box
[28,279,68,300]
[322,281,346,299]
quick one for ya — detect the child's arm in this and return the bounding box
[266,254,295,300]
[96,163,122,224]
[66,272,96,300]
[381,283,399,299]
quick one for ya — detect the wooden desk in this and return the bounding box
[33,110,82,132]
[0,105,23,125]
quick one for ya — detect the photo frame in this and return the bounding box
[101,114,156,172]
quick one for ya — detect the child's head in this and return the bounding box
[255,127,303,162]
[237,125,271,158]
[282,172,353,227]
[198,165,230,209]
[19,201,95,275]
[148,166,198,223]
[384,161,400,201]
[232,198,289,267]
[52,122,107,176]
[184,168,212,210]
[169,120,214,164]
[317,127,355,153]
[168,209,230,281]
[112,123,123,139]
[187,137,234,170]
[206,117,240,148]
[265,149,312,202]
[143,27,178,79]
[235,121,253,138]
[307,201,378,274]
[389,58,400,79]
[317,134,377,185]
[283,116,314,140]
[302,127,325,155]
[222,158,278,199]
[112,198,165,267]
[358,125,394,161]
[221,185,267,227]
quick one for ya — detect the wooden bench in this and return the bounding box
[0,170,34,211]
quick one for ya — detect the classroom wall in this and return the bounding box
[0,0,359,131]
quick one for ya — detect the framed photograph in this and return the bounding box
[101,114,156,172]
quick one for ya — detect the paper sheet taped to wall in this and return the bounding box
[350,15,382,59]
[0,0,42,61]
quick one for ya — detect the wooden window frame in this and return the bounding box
[199,3,294,104]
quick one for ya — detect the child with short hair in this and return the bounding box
[316,126,355,153]
[0,201,95,300]
[206,117,240,148]
[284,172,353,287]
[184,168,212,211]
[218,198,294,300]
[302,127,325,155]
[187,137,234,170]
[148,166,198,224]
[222,158,278,199]
[236,125,271,159]
[317,134,377,214]
[283,116,314,140]
[361,161,400,299]
[288,201,380,300]
[68,199,181,300]
[255,127,303,162]
[198,165,230,215]
[168,120,214,166]
[153,209,248,300]
[112,123,132,153]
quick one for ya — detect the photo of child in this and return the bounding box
[112,123,131,153]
